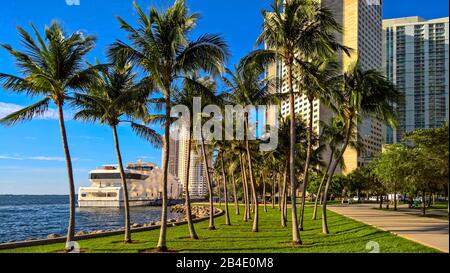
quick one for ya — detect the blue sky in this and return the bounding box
[0,0,448,194]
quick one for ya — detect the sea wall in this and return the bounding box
[0,206,223,251]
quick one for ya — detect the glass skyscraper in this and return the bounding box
[383,16,449,143]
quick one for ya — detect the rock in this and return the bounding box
[47,234,59,239]
[76,231,87,236]
[169,219,177,223]
[132,223,142,228]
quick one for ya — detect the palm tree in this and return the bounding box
[172,74,218,239]
[72,53,162,243]
[222,59,273,232]
[255,0,350,244]
[111,0,229,251]
[295,60,339,230]
[321,60,399,234]
[274,116,309,227]
[218,148,232,225]
[311,117,357,220]
[0,22,99,249]
[227,154,240,215]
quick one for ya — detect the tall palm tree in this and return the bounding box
[111,0,229,251]
[226,153,240,215]
[255,0,350,244]
[311,117,357,220]
[218,147,232,225]
[72,53,162,243]
[321,60,399,234]
[223,60,273,232]
[295,60,340,230]
[0,22,99,249]
[172,74,218,239]
[274,116,309,227]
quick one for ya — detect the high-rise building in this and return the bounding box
[177,127,209,199]
[162,127,207,199]
[267,0,384,174]
[383,16,449,143]
[167,129,180,178]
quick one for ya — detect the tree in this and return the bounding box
[312,116,358,219]
[347,166,373,203]
[255,0,350,244]
[296,60,340,230]
[172,75,217,239]
[321,60,400,234]
[111,0,229,251]
[0,22,99,250]
[404,124,449,214]
[72,53,162,243]
[223,57,274,232]
[372,145,409,211]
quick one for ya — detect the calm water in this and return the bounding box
[0,195,179,243]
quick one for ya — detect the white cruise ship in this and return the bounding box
[78,161,182,208]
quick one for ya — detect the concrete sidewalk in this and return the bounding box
[328,204,449,253]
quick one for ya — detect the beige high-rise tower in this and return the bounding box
[267,0,384,174]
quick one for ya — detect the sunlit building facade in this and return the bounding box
[267,0,384,174]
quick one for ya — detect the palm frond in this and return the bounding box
[131,122,163,147]
[0,97,51,126]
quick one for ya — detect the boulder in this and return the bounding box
[76,231,87,236]
[47,234,59,239]
[132,223,142,228]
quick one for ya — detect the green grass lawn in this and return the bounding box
[0,205,439,253]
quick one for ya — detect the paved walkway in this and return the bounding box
[328,204,449,253]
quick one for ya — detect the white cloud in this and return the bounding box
[0,101,72,121]
[27,156,66,162]
[0,154,79,162]
[79,136,104,141]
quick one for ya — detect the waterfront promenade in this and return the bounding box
[328,204,449,253]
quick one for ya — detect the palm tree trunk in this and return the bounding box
[322,120,353,234]
[232,171,240,215]
[299,97,314,231]
[245,114,258,232]
[281,161,288,227]
[218,178,222,206]
[220,151,231,225]
[240,154,250,222]
[112,125,132,244]
[262,175,267,213]
[313,151,334,220]
[57,104,76,251]
[271,172,276,209]
[287,59,301,244]
[278,172,282,210]
[184,128,199,239]
[157,96,171,252]
[200,127,216,230]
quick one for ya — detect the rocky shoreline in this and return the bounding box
[170,205,219,219]
[2,205,218,244]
